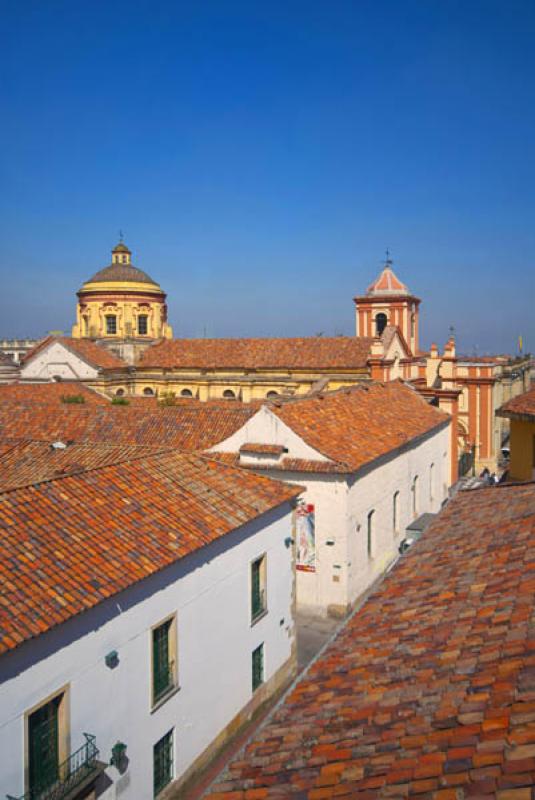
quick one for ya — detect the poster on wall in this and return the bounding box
[296,501,315,572]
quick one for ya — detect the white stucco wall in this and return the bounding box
[210,406,332,462]
[212,413,451,616]
[345,423,450,608]
[0,505,295,800]
[20,341,99,381]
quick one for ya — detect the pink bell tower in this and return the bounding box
[354,253,421,356]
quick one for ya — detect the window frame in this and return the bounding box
[392,491,400,535]
[138,315,148,335]
[367,509,375,559]
[153,729,174,797]
[250,553,267,625]
[105,314,117,335]
[150,614,178,711]
[24,686,70,798]
[411,475,419,517]
[252,643,264,692]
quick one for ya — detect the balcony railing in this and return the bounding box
[7,733,99,800]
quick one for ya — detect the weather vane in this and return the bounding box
[384,248,393,266]
[119,229,124,243]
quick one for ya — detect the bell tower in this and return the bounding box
[354,253,421,355]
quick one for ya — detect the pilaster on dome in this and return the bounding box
[367,253,410,297]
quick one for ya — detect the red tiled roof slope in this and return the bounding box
[0,440,169,491]
[271,381,449,472]
[206,482,535,798]
[0,452,301,655]
[498,386,535,421]
[0,401,256,450]
[367,265,409,295]
[138,337,374,370]
[22,336,125,369]
[0,382,108,405]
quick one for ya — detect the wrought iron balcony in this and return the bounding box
[7,733,101,800]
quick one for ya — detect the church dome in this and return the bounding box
[82,241,161,288]
[87,262,159,285]
[72,240,173,343]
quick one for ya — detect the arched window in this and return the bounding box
[411,313,415,337]
[375,313,388,336]
[393,491,399,535]
[143,387,154,396]
[223,389,236,399]
[115,388,125,397]
[411,476,419,517]
[429,463,435,500]
[180,389,193,398]
[266,391,279,398]
[367,510,375,558]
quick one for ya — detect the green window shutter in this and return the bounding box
[153,620,172,703]
[153,730,173,796]
[252,644,264,692]
[29,696,60,795]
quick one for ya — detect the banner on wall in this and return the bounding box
[296,501,315,572]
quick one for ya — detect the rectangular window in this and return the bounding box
[367,510,374,558]
[393,492,399,535]
[28,695,62,796]
[153,730,173,797]
[251,555,267,623]
[106,315,117,335]
[138,315,148,335]
[152,617,176,707]
[252,643,264,692]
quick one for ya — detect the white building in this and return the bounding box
[19,335,124,382]
[0,451,301,800]
[210,381,451,617]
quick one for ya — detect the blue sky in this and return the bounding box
[1,0,534,354]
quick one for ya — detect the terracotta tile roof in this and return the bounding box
[497,386,535,421]
[0,382,108,405]
[0,401,256,451]
[22,336,126,369]
[206,482,535,799]
[240,443,287,455]
[138,337,375,371]
[366,265,410,296]
[0,452,302,656]
[269,381,449,473]
[0,440,168,491]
